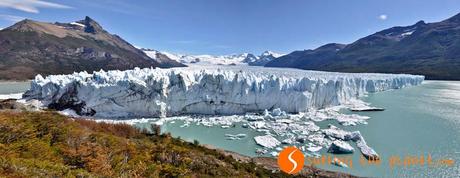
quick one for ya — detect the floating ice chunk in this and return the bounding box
[323,125,350,140]
[245,115,263,121]
[281,137,295,144]
[276,119,293,124]
[271,108,286,117]
[336,114,370,126]
[350,106,385,112]
[296,136,308,143]
[349,131,380,160]
[256,148,268,155]
[304,121,320,132]
[254,135,281,149]
[328,140,354,154]
[306,145,322,152]
[331,157,349,168]
[250,121,265,129]
[308,133,329,146]
[225,133,247,140]
[323,126,379,159]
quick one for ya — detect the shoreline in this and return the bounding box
[0,99,358,177]
[203,144,358,177]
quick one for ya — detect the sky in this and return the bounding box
[1,0,460,55]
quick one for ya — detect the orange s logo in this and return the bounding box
[277,146,305,174]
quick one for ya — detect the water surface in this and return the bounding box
[1,80,458,177]
[136,81,460,177]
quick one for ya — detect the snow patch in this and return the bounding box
[70,22,85,28]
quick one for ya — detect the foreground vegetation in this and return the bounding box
[0,111,303,177]
[0,108,358,177]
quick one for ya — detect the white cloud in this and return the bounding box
[0,14,25,22]
[379,14,388,20]
[0,0,72,13]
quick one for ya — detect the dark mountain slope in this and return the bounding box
[0,16,184,80]
[266,13,460,80]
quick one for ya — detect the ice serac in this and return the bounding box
[23,66,424,118]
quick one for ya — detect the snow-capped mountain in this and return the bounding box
[247,51,284,66]
[141,49,283,66]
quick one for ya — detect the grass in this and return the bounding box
[0,111,308,178]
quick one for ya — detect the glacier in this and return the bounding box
[23,66,424,118]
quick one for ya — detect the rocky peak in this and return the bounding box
[414,20,426,26]
[5,19,40,32]
[77,16,105,34]
[261,51,274,56]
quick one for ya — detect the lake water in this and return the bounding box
[0,81,30,94]
[1,80,459,177]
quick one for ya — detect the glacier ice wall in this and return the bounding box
[23,66,424,118]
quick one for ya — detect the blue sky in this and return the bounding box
[1,0,460,55]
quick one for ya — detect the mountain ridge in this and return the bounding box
[266,13,460,80]
[0,16,185,80]
[142,49,283,66]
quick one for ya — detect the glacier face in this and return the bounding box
[23,66,424,118]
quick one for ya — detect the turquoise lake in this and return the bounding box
[1,80,459,177]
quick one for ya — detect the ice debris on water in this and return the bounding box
[24,66,421,159]
[254,135,281,149]
[331,157,349,168]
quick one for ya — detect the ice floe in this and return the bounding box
[328,140,354,154]
[254,135,281,149]
[22,66,421,159]
[331,157,349,168]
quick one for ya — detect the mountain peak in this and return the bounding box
[415,20,426,26]
[77,16,104,34]
[5,19,41,32]
[261,50,282,57]
[84,16,95,22]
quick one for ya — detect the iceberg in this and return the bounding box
[331,157,349,168]
[324,125,379,159]
[328,140,354,154]
[23,66,424,118]
[254,135,281,148]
